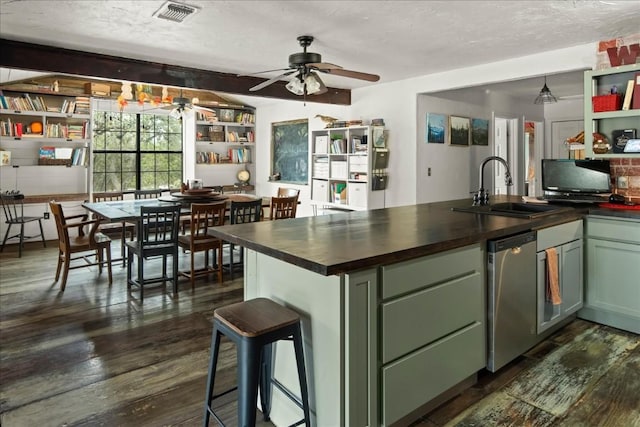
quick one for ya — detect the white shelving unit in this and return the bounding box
[310,125,388,211]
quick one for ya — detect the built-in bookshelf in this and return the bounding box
[193,105,256,187]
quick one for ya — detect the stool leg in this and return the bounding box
[293,324,311,427]
[259,343,273,421]
[237,340,261,427]
[203,327,222,427]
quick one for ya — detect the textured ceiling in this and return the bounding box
[1,0,639,97]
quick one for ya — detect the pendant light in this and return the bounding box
[534,76,557,104]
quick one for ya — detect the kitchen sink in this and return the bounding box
[452,202,573,218]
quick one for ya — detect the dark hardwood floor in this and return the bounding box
[1,242,639,426]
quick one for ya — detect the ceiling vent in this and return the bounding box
[153,1,199,23]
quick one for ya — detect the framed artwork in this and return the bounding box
[425,113,447,143]
[449,116,470,146]
[271,119,309,184]
[471,118,490,146]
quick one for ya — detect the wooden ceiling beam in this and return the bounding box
[0,38,351,105]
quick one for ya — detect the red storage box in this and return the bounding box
[592,94,622,112]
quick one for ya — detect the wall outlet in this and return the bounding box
[43,212,50,219]
[617,176,629,189]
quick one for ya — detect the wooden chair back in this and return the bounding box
[134,189,163,200]
[0,192,25,223]
[50,201,94,252]
[270,196,298,220]
[230,199,262,225]
[189,202,227,242]
[277,187,300,198]
[138,204,181,251]
[93,192,124,202]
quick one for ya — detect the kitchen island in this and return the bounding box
[207,196,630,426]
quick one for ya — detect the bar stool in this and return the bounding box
[203,297,311,427]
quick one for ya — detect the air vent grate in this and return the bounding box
[153,1,199,23]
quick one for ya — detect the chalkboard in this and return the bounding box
[271,119,309,184]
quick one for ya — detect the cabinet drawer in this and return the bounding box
[312,179,328,203]
[537,219,583,251]
[348,182,367,207]
[586,216,640,243]
[381,272,483,363]
[381,322,485,426]
[381,244,483,300]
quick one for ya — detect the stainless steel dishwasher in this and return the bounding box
[487,231,538,372]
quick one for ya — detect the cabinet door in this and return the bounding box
[585,238,640,320]
[561,240,583,316]
[537,250,562,334]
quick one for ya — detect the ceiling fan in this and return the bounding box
[156,89,216,119]
[243,35,380,96]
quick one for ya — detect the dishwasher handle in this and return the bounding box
[488,231,536,253]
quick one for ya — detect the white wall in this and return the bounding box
[349,43,597,207]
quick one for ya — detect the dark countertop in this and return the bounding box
[209,195,639,276]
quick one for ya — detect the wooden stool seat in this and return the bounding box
[214,298,300,338]
[204,297,310,427]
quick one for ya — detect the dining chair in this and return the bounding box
[92,192,135,266]
[1,192,46,257]
[177,201,227,290]
[227,199,262,280]
[126,204,181,303]
[134,189,163,199]
[270,195,298,220]
[277,187,300,198]
[49,201,112,291]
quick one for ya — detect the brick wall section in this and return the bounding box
[610,158,640,201]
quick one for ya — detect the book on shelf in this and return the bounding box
[633,72,640,110]
[622,79,634,111]
[39,146,55,159]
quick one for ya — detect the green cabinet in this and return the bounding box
[579,216,640,334]
[379,244,485,426]
[536,220,583,334]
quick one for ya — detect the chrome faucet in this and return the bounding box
[474,156,514,206]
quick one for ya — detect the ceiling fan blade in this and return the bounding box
[307,62,343,71]
[250,70,297,92]
[320,68,380,82]
[193,105,217,113]
[238,67,293,77]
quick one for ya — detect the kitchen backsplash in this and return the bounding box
[610,158,640,201]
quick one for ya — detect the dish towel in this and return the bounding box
[545,247,562,305]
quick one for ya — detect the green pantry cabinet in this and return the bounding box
[579,215,640,334]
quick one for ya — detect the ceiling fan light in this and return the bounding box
[286,77,306,95]
[534,77,558,104]
[169,108,182,120]
[304,72,325,95]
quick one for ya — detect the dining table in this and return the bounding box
[82,193,269,223]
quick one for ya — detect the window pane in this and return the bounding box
[169,171,182,189]
[140,172,155,189]
[121,113,137,132]
[106,113,122,130]
[154,153,169,171]
[93,173,105,192]
[140,114,155,132]
[105,153,122,173]
[155,115,169,133]
[123,153,136,172]
[140,132,154,151]
[168,132,182,151]
[140,153,155,172]
[105,131,122,150]
[121,132,136,150]
[122,172,136,191]
[93,153,105,172]
[168,153,182,170]
[104,172,122,192]
[93,111,106,129]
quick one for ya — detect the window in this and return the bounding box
[92,111,182,192]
